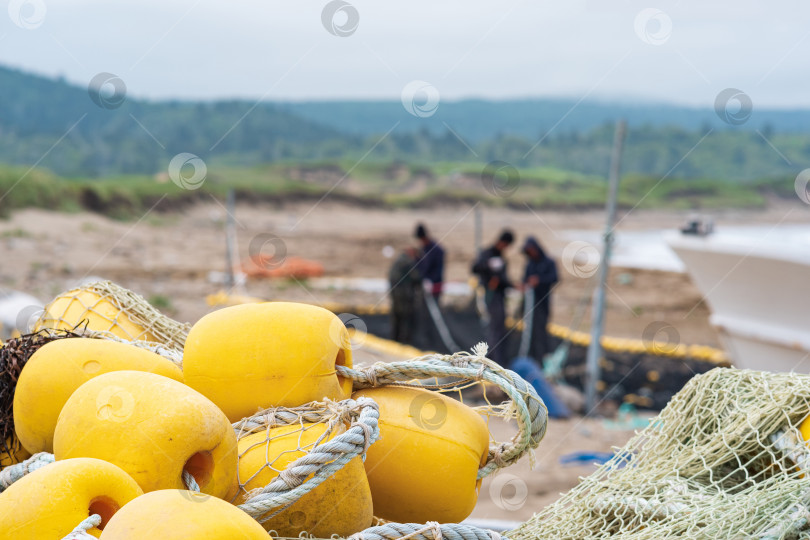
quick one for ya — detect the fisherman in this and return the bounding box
[414,223,445,300]
[521,236,559,365]
[471,229,515,366]
[388,246,421,344]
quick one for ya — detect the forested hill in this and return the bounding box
[282,99,810,142]
[0,66,350,177]
[2,64,810,180]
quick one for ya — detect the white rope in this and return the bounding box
[183,470,200,492]
[517,288,534,359]
[61,514,101,540]
[0,452,54,493]
[349,521,504,540]
[423,291,461,352]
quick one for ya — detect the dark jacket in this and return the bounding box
[389,252,420,305]
[472,245,513,294]
[522,237,558,310]
[416,240,445,285]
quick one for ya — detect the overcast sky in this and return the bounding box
[2,0,809,108]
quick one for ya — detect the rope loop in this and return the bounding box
[235,397,380,523]
[336,343,548,478]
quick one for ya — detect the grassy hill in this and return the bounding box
[0,161,793,220]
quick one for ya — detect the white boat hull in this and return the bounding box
[667,229,810,373]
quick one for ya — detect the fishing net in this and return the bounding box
[35,280,190,351]
[231,397,380,525]
[511,367,810,540]
[0,329,81,463]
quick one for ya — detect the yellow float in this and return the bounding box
[100,489,268,539]
[232,423,373,537]
[13,337,183,454]
[183,302,353,422]
[353,386,490,523]
[53,371,237,498]
[0,457,143,539]
[35,288,154,341]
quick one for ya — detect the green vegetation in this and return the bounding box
[0,161,794,220]
[148,295,173,312]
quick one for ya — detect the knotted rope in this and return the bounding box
[61,514,101,540]
[338,343,547,478]
[349,521,504,540]
[182,470,200,492]
[235,397,380,523]
[0,451,54,493]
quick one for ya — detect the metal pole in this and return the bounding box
[473,205,488,324]
[224,188,237,291]
[474,205,483,253]
[584,120,627,414]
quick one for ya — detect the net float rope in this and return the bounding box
[349,521,505,540]
[0,451,54,492]
[60,514,101,540]
[233,397,380,523]
[337,343,548,478]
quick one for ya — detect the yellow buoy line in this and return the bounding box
[543,321,729,365]
[318,299,729,366]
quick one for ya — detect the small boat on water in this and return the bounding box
[667,221,810,373]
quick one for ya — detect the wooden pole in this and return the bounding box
[584,120,627,414]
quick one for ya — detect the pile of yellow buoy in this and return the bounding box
[0,286,494,539]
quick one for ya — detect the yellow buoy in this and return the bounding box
[14,337,183,454]
[183,302,353,422]
[232,423,373,537]
[36,289,154,341]
[100,489,268,539]
[0,457,143,539]
[53,371,237,498]
[800,416,810,446]
[352,386,490,523]
[0,437,31,469]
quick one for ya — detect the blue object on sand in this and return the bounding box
[559,450,615,466]
[510,356,571,419]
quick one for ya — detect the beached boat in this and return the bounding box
[667,224,810,373]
